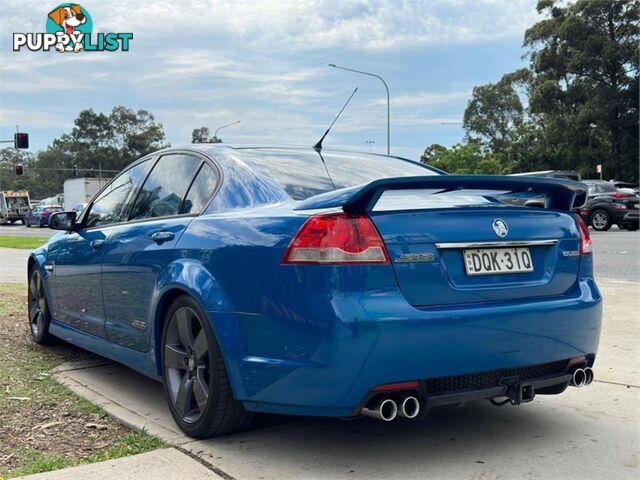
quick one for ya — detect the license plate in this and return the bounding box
[463,247,533,276]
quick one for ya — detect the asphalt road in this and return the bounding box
[0,222,57,237]
[590,229,640,281]
[1,223,638,282]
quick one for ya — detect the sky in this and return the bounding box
[0,0,542,161]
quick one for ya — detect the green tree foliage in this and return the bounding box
[192,127,222,143]
[420,142,510,174]
[524,0,639,180]
[426,0,638,182]
[0,149,38,194]
[1,107,168,199]
[463,68,531,156]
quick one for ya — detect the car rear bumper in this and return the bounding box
[234,278,602,417]
[622,210,639,224]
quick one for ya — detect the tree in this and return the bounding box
[420,143,510,174]
[0,149,39,194]
[192,127,222,144]
[463,68,532,158]
[3,107,168,199]
[524,0,639,180]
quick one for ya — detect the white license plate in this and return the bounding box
[463,247,533,276]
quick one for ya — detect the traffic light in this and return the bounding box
[15,164,24,176]
[73,165,79,177]
[14,133,29,149]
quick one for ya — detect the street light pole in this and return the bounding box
[214,120,241,140]
[329,64,390,155]
[365,140,375,152]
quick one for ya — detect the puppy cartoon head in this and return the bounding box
[48,4,86,35]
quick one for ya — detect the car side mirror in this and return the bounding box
[48,211,77,231]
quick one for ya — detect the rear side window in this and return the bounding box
[130,154,201,220]
[179,163,218,214]
[85,159,151,228]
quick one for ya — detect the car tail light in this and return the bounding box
[282,212,390,264]
[611,202,627,209]
[612,192,629,198]
[576,214,592,255]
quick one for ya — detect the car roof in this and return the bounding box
[166,143,432,170]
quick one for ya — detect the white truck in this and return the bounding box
[63,178,111,211]
[0,190,31,224]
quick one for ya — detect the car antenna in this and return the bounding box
[314,87,358,151]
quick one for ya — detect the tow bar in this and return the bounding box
[500,376,535,405]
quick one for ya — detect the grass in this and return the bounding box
[0,236,49,249]
[7,433,165,478]
[0,284,164,478]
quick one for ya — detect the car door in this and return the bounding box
[101,153,220,352]
[46,159,153,338]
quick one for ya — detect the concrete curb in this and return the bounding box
[16,447,222,479]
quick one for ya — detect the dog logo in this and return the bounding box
[47,4,90,52]
[48,4,87,52]
[492,218,508,238]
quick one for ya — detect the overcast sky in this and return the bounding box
[0,0,541,160]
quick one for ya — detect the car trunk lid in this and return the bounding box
[296,175,586,307]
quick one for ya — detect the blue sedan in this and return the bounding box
[28,145,601,437]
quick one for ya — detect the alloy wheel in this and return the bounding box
[164,306,211,424]
[28,270,46,337]
[591,211,608,230]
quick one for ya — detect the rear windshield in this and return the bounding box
[238,149,438,200]
[44,207,63,212]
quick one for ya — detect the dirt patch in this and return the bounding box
[0,284,162,478]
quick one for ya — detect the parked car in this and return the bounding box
[24,205,63,228]
[28,145,601,438]
[579,180,639,231]
[609,180,639,195]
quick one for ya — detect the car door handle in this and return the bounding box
[151,231,175,244]
[90,239,105,250]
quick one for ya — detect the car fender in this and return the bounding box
[152,258,243,391]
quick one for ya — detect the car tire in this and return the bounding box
[28,268,53,345]
[622,224,639,231]
[161,295,253,438]
[590,209,612,231]
[26,219,31,228]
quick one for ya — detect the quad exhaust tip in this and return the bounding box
[571,367,594,387]
[398,396,420,419]
[361,398,398,422]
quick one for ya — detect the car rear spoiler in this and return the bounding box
[294,175,588,212]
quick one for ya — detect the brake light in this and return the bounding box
[576,215,592,255]
[282,212,390,264]
[612,192,629,198]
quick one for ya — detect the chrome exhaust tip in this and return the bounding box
[583,367,594,386]
[571,368,586,387]
[361,398,398,422]
[398,396,420,419]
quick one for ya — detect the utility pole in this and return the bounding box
[329,64,391,155]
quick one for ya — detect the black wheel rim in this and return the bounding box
[164,307,210,424]
[28,271,46,337]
